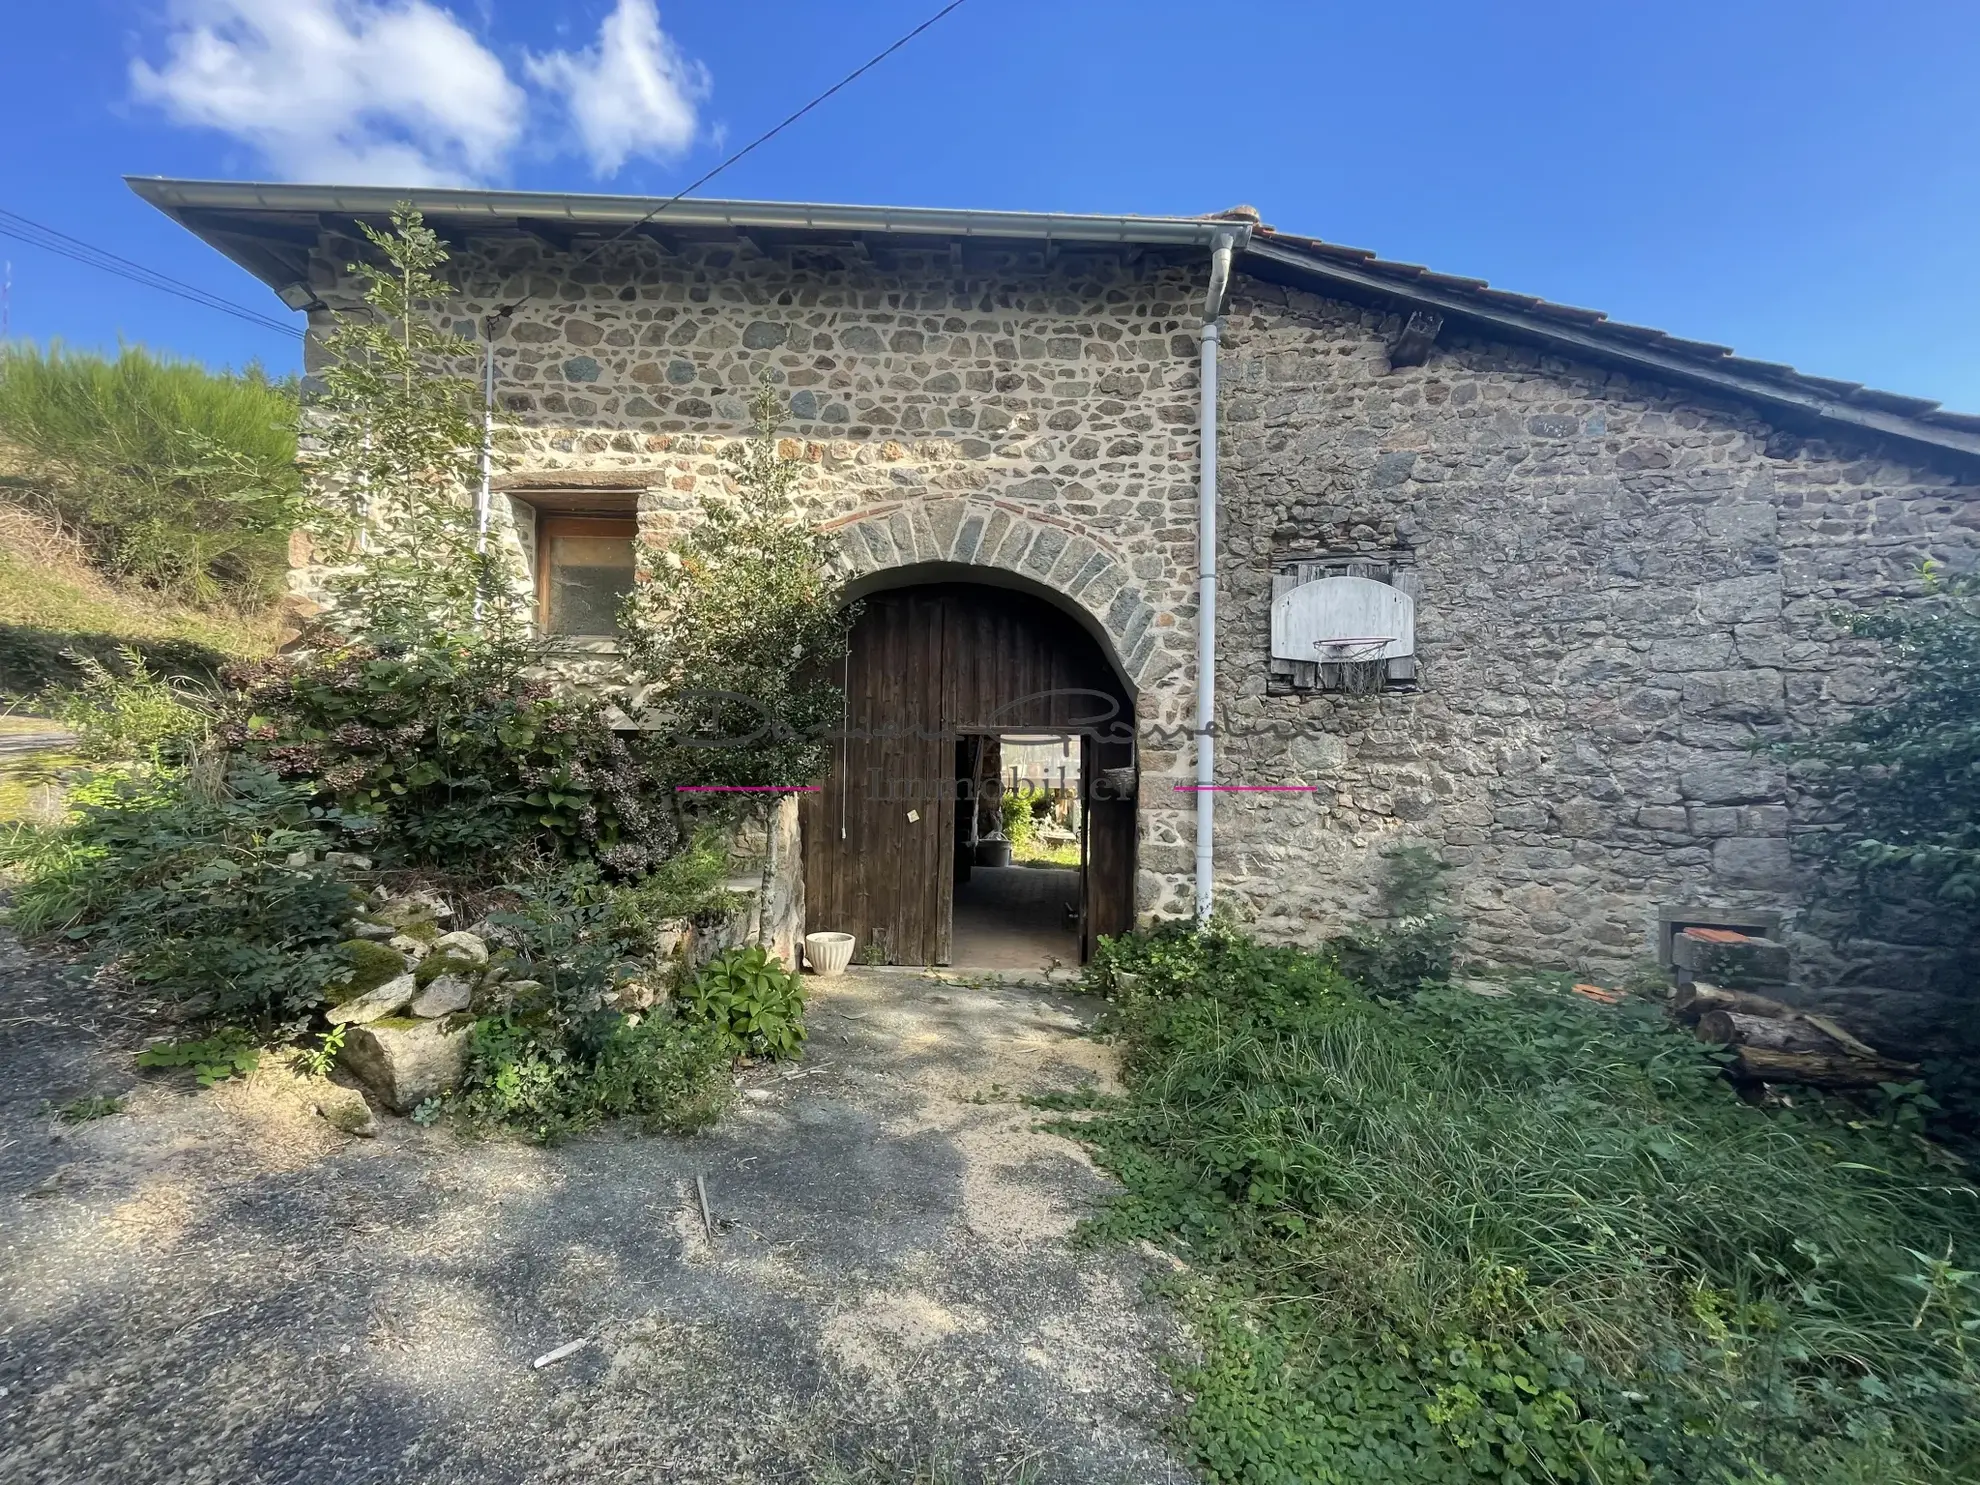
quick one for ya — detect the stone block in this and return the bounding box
[1680,669,1785,723]
[341,1019,468,1115]
[1712,836,1795,891]
[1671,927,1791,987]
[1680,758,1786,805]
[327,973,416,1026]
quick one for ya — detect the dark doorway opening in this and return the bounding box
[801,582,1136,968]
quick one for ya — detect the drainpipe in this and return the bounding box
[473,313,503,620]
[1195,230,1237,924]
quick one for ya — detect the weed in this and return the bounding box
[290,1024,347,1078]
[1065,925,1980,1484]
[682,945,806,1060]
[46,1093,124,1123]
[136,1029,261,1087]
[409,1095,443,1127]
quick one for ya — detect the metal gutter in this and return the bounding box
[1243,238,1980,465]
[126,176,1255,252]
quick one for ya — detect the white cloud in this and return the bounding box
[526,0,707,177]
[131,0,529,185]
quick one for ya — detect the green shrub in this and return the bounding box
[1330,842,1461,995]
[1068,927,1980,1484]
[4,760,356,1025]
[449,864,735,1141]
[456,1012,730,1144]
[53,648,209,763]
[135,1028,262,1086]
[0,343,300,604]
[683,944,807,1060]
[227,632,676,877]
[1000,789,1038,852]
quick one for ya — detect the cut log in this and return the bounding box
[1696,1010,1841,1054]
[1728,1046,1921,1090]
[1673,982,1798,1022]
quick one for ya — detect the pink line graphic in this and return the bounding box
[1172,784,1317,792]
[675,785,823,793]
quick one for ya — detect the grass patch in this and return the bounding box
[1067,927,1980,1484]
[0,506,274,696]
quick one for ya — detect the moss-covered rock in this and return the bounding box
[325,939,412,1006]
[414,951,480,988]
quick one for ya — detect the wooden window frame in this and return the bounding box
[535,514,639,637]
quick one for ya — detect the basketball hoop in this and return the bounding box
[1312,636,1395,664]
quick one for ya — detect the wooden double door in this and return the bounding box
[802,583,1136,965]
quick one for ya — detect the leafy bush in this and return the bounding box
[1068,925,1980,1484]
[999,790,1037,852]
[53,648,209,763]
[1330,842,1460,996]
[3,760,356,1025]
[451,865,735,1142]
[619,375,852,792]
[0,343,300,603]
[683,944,807,1060]
[1786,567,1980,914]
[457,1012,730,1144]
[228,632,676,876]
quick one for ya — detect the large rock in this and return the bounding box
[428,930,489,967]
[410,973,473,1018]
[340,1018,470,1113]
[327,973,416,1025]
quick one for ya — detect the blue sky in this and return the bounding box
[3,1,1977,409]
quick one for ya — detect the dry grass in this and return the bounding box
[0,502,279,664]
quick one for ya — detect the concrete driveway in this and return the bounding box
[0,946,1189,1484]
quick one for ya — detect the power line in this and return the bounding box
[512,0,972,306]
[0,207,304,340]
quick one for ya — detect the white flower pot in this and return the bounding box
[804,931,856,976]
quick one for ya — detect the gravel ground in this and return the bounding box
[0,944,1191,1484]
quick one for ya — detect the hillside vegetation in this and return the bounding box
[0,345,294,697]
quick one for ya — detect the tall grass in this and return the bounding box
[0,343,300,604]
[1073,928,1980,1484]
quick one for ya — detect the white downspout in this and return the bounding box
[473,322,496,619]
[1195,230,1236,924]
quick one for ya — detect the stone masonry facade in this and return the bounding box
[1213,281,1979,1046]
[299,229,1980,1046]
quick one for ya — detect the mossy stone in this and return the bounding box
[370,1016,425,1032]
[415,951,478,988]
[326,939,411,1005]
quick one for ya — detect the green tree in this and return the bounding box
[309,205,508,642]
[1787,567,1980,921]
[619,377,852,793]
[0,343,300,604]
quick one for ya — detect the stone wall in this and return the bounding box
[296,227,1980,1042]
[300,229,1213,913]
[1213,280,1980,1046]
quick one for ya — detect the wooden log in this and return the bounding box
[1697,1010,1841,1054]
[1673,982,1798,1022]
[1728,1046,1921,1090]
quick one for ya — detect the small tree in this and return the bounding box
[310,206,509,643]
[619,378,852,792]
[1786,568,1980,921]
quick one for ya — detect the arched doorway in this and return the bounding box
[802,582,1137,967]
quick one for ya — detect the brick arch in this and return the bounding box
[824,499,1164,687]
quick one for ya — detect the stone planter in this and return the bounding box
[975,839,1013,868]
[804,931,856,976]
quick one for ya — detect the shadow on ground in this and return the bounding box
[0,948,1189,1484]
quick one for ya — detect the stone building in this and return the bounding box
[135,177,1980,1043]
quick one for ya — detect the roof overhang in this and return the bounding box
[126,176,1251,303]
